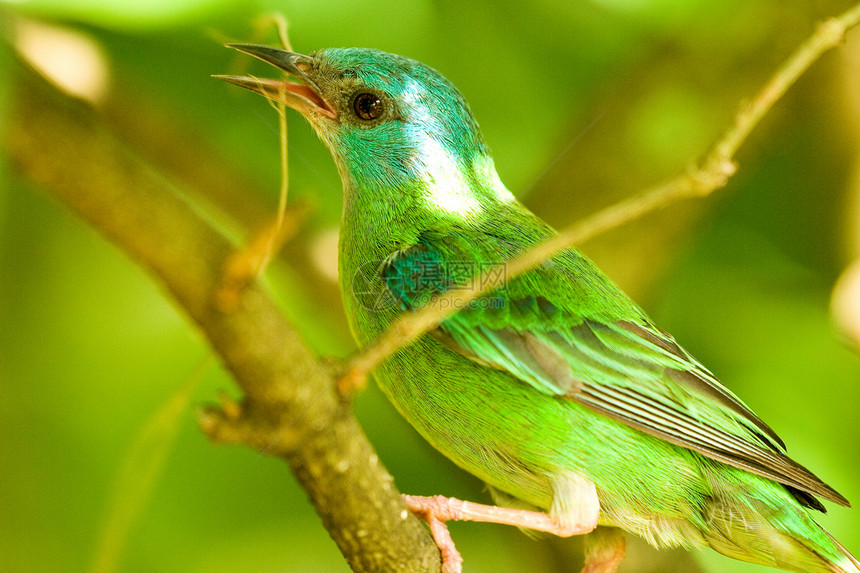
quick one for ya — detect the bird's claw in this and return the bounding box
[403,494,464,573]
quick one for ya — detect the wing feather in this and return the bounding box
[381,240,849,509]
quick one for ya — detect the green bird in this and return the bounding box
[218,44,858,573]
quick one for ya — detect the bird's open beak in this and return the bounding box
[214,44,337,119]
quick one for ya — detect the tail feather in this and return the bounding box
[824,531,860,573]
[707,521,840,573]
[704,488,858,573]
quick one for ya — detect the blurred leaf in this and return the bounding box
[88,358,207,573]
[4,0,241,30]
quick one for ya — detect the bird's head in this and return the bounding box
[217,44,513,217]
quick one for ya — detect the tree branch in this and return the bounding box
[340,2,860,391]
[4,57,439,572]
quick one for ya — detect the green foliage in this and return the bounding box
[1,1,857,572]
[6,0,240,30]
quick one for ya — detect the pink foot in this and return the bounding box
[404,496,463,573]
[403,493,601,572]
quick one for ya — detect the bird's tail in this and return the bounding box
[705,488,858,573]
[824,531,860,573]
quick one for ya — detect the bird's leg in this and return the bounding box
[403,494,599,536]
[582,526,626,573]
[412,508,463,573]
[404,493,600,572]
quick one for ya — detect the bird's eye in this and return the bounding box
[353,93,384,121]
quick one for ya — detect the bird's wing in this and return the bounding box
[382,240,848,509]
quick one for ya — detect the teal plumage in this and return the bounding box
[219,44,858,573]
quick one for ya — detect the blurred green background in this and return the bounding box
[1,1,859,572]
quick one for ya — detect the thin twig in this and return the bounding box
[262,17,293,273]
[214,19,295,311]
[340,2,860,390]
